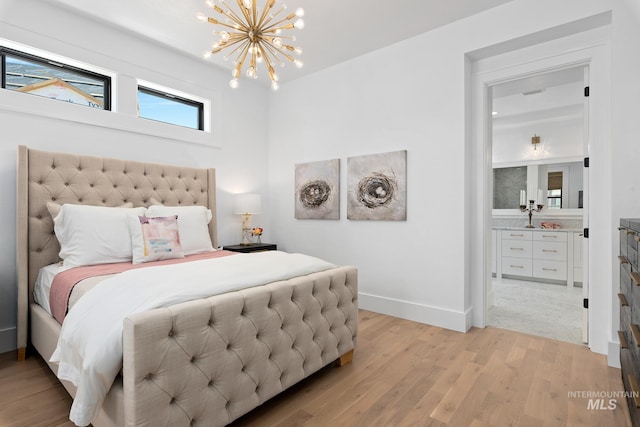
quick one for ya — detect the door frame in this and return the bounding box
[468,27,610,353]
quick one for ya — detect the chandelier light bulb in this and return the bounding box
[230,78,239,89]
[205,0,215,7]
[295,8,304,17]
[294,46,303,55]
[294,19,304,29]
[219,31,230,41]
[242,0,253,9]
[294,59,303,69]
[271,81,280,91]
[273,38,283,48]
[203,51,212,59]
[196,12,208,23]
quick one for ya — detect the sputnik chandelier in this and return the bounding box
[197,0,304,90]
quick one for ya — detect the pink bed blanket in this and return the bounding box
[49,250,236,324]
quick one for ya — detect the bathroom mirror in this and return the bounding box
[493,161,583,210]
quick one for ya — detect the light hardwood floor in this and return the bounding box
[0,310,631,427]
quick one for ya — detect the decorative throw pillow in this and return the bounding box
[128,215,184,264]
[54,204,146,267]
[146,204,214,255]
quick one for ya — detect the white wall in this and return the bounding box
[268,0,639,363]
[0,0,270,352]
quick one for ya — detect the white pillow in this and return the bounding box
[128,215,184,264]
[47,201,133,220]
[146,204,214,255]
[54,204,146,267]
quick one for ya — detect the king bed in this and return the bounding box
[16,146,358,426]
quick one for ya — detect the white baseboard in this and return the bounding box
[0,327,16,354]
[608,340,620,368]
[359,292,471,333]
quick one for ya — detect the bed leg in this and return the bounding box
[336,349,354,367]
[17,347,26,361]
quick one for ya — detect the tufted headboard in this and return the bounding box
[16,145,218,355]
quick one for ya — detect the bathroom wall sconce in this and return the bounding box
[531,134,540,150]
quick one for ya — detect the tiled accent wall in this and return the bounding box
[493,166,527,209]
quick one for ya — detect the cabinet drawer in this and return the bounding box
[502,257,532,276]
[533,259,567,280]
[502,231,532,241]
[533,241,567,261]
[502,241,532,258]
[533,231,567,242]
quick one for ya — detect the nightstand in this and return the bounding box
[223,243,277,253]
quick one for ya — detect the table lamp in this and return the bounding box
[234,193,261,245]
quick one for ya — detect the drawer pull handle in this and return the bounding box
[509,265,524,268]
[510,247,524,250]
[510,234,524,237]
[619,226,627,231]
[619,293,630,307]
[629,375,640,408]
[619,256,630,265]
[630,324,640,347]
[631,272,640,286]
[619,331,628,349]
[542,249,558,253]
[542,235,558,238]
[627,230,636,235]
[542,268,557,272]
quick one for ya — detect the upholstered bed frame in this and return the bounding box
[16,146,358,426]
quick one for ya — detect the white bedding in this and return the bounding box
[34,263,69,315]
[50,251,336,426]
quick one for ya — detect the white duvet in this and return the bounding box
[50,251,336,426]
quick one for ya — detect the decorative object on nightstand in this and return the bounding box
[252,227,263,244]
[223,243,277,253]
[234,193,261,245]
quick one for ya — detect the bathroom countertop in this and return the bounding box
[492,226,583,232]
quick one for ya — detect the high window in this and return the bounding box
[1,47,111,110]
[137,86,204,131]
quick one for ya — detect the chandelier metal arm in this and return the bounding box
[233,41,252,78]
[211,2,249,31]
[262,13,297,33]
[258,3,288,30]
[207,16,246,32]
[260,38,293,65]
[256,0,277,29]
[234,0,254,28]
[255,41,276,78]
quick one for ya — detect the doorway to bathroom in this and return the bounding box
[486,65,589,345]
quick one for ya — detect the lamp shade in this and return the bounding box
[234,193,261,215]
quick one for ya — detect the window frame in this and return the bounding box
[1,46,112,110]
[137,85,204,131]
